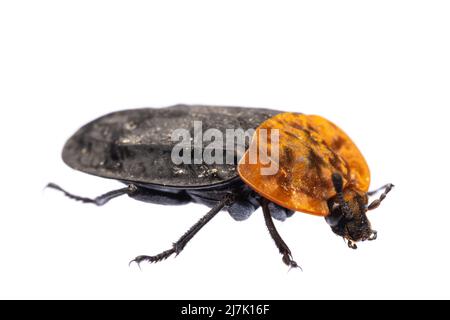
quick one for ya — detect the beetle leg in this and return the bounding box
[367,184,394,196]
[130,194,235,267]
[260,199,301,271]
[367,183,394,211]
[46,183,135,206]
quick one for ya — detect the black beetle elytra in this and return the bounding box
[48,105,301,268]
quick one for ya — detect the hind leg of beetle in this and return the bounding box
[367,183,394,210]
[46,182,134,206]
[130,194,235,266]
[261,198,301,270]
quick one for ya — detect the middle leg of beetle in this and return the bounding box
[260,198,301,270]
[130,194,235,266]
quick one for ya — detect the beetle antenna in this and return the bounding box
[331,173,352,219]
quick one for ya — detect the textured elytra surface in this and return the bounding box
[62,105,280,187]
[238,113,370,216]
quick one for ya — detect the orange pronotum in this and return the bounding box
[238,113,370,216]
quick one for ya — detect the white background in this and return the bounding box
[1,1,449,300]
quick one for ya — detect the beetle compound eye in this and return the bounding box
[325,201,343,227]
[325,214,342,227]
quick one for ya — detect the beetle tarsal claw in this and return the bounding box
[282,254,302,271]
[369,230,378,241]
[288,260,303,272]
[129,249,177,267]
[347,240,358,249]
[128,258,142,270]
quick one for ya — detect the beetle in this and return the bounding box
[48,104,393,268]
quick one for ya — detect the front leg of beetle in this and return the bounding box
[260,198,301,270]
[367,184,394,211]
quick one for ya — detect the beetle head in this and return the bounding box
[325,173,376,249]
